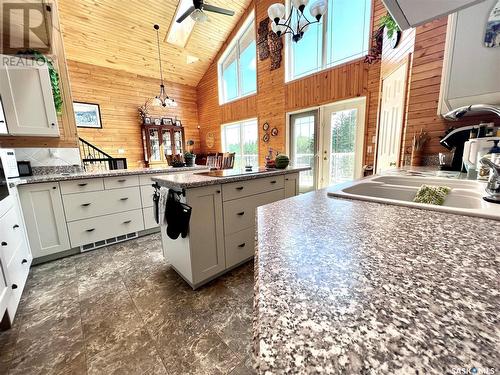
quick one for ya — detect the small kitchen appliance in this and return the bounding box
[0,149,20,217]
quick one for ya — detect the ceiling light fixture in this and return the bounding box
[151,24,177,107]
[268,0,327,42]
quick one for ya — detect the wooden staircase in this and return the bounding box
[79,138,127,171]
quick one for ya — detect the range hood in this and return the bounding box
[381,0,486,30]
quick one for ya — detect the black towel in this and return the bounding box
[165,190,192,240]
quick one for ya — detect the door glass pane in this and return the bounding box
[162,130,172,156]
[291,114,316,192]
[149,128,160,161]
[223,124,241,168]
[242,120,258,168]
[174,131,183,154]
[330,109,357,184]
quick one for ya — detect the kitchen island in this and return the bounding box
[254,189,499,374]
[152,167,310,288]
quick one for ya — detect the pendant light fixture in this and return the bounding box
[151,24,177,107]
[268,0,327,42]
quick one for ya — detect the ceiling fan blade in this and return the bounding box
[202,4,235,16]
[176,6,196,23]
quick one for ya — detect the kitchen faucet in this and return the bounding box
[480,157,500,203]
[444,104,500,121]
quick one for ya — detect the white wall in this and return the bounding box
[14,148,81,167]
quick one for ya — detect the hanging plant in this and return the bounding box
[17,49,63,115]
[364,13,401,64]
[379,13,400,39]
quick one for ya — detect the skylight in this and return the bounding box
[166,0,196,48]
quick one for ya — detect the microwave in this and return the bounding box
[0,149,19,217]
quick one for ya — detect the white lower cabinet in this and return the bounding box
[284,173,300,198]
[18,182,70,258]
[0,261,11,321]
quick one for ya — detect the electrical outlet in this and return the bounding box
[367,145,373,154]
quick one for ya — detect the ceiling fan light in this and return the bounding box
[190,8,207,22]
[310,0,327,20]
[292,0,309,13]
[267,3,285,24]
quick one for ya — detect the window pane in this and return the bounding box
[242,120,258,167]
[330,109,357,184]
[240,40,257,96]
[326,0,371,66]
[291,116,315,192]
[222,47,238,102]
[222,119,258,169]
[291,2,323,78]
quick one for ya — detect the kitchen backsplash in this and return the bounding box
[14,147,82,175]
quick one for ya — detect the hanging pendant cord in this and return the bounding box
[154,24,164,86]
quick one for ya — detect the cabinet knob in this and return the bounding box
[238,243,246,248]
[237,211,245,216]
[22,259,27,264]
[52,186,57,190]
[123,220,132,224]
[78,183,88,187]
[51,123,55,127]
[285,178,289,181]
[81,203,91,207]
[120,197,129,201]
[13,224,19,229]
[236,186,244,191]
[270,180,277,184]
[86,228,95,232]
[216,190,221,194]
[1,242,7,246]
[12,284,18,289]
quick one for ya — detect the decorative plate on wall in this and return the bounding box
[262,133,270,143]
[206,131,216,148]
[271,127,278,136]
[263,122,269,131]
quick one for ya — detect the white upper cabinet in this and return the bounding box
[0,55,59,137]
[382,0,485,30]
[439,0,500,114]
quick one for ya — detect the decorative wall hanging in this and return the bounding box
[162,118,173,125]
[262,133,270,143]
[268,30,283,70]
[73,102,102,129]
[263,122,269,131]
[257,18,270,61]
[271,127,278,136]
[485,0,500,47]
[206,131,216,148]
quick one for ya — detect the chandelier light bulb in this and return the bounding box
[292,0,309,13]
[151,97,163,107]
[271,20,287,37]
[268,3,285,24]
[310,0,327,21]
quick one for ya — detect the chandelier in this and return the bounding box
[267,0,327,42]
[150,24,177,108]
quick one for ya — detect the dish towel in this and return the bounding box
[413,185,451,205]
[157,187,169,225]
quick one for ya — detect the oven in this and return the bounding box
[0,149,19,217]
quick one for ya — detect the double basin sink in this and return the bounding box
[328,173,499,220]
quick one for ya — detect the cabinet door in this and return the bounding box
[19,182,70,258]
[186,185,225,284]
[284,173,300,198]
[0,260,11,320]
[0,56,59,136]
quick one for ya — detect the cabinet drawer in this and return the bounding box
[60,178,104,194]
[0,207,24,265]
[67,209,144,247]
[63,187,142,221]
[222,175,285,201]
[225,227,255,268]
[140,185,155,208]
[6,241,31,319]
[104,175,139,190]
[143,207,158,230]
[223,189,284,235]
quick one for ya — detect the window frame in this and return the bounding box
[285,0,373,82]
[221,118,259,167]
[217,11,257,105]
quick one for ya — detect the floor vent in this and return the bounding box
[80,232,138,252]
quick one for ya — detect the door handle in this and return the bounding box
[238,243,246,248]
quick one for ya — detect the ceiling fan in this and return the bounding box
[176,0,235,23]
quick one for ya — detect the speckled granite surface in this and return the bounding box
[12,166,208,186]
[152,167,310,189]
[254,190,499,374]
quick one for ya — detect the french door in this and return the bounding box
[320,98,366,188]
[289,110,319,193]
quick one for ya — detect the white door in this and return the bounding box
[376,62,408,173]
[320,97,366,188]
[289,110,319,193]
[18,182,70,258]
[0,55,59,136]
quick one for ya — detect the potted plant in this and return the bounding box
[184,151,196,167]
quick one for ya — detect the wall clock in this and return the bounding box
[206,131,215,148]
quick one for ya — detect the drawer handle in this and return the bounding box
[52,186,57,190]
[123,220,132,224]
[12,284,18,290]
[236,186,244,191]
[237,211,245,216]
[117,179,127,183]
[120,197,129,201]
[238,243,246,248]
[78,183,88,187]
[1,242,7,246]
[86,228,95,232]
[285,178,289,181]
[81,203,91,207]
[22,259,27,264]
[270,180,277,184]
[13,224,19,229]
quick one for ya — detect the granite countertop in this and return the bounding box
[12,166,208,186]
[254,190,499,374]
[152,167,311,189]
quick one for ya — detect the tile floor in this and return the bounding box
[0,233,256,375]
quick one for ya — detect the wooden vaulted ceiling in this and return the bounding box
[57,0,253,87]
